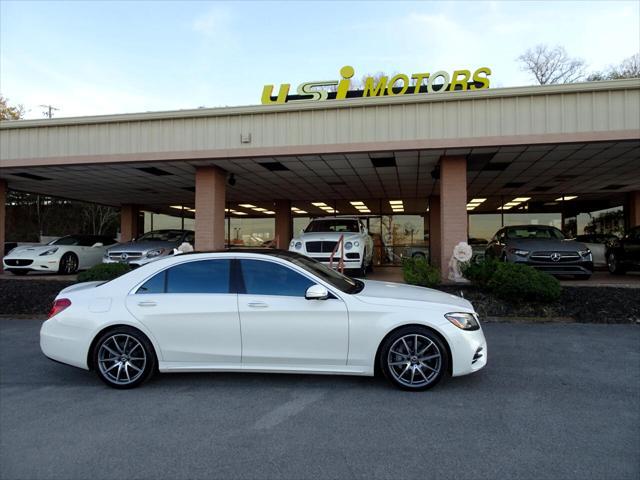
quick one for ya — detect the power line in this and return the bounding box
[39,104,59,118]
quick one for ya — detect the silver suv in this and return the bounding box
[104,229,195,268]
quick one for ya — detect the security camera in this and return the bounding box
[228,174,236,186]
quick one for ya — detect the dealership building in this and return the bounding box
[1,76,639,280]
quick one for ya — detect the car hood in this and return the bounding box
[355,280,474,311]
[296,232,361,242]
[107,240,178,252]
[5,244,55,257]
[506,238,588,251]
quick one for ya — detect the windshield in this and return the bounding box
[266,251,364,294]
[137,230,185,242]
[49,236,79,246]
[305,220,359,233]
[506,226,565,240]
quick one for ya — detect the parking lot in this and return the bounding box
[1,319,638,480]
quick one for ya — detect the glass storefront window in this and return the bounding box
[468,214,502,242]
[227,217,274,246]
[575,206,625,237]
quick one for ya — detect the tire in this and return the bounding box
[379,326,449,391]
[58,252,79,275]
[8,269,29,276]
[607,252,626,275]
[92,327,157,389]
[412,252,427,260]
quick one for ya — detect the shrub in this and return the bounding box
[77,263,132,282]
[487,262,561,303]
[461,257,500,288]
[402,256,440,288]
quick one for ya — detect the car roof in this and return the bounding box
[310,217,360,221]
[179,248,306,260]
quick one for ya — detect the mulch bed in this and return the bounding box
[1,280,639,324]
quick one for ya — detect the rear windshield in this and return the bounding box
[506,226,565,240]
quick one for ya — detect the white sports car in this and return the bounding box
[40,250,487,390]
[290,217,374,276]
[3,235,118,275]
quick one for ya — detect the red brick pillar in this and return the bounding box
[274,200,292,249]
[429,196,441,269]
[627,191,640,228]
[120,205,140,243]
[195,166,226,251]
[0,180,6,273]
[439,156,468,282]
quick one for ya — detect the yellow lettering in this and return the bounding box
[411,73,430,93]
[386,74,410,96]
[450,69,471,91]
[336,66,355,100]
[261,84,291,104]
[363,76,388,97]
[427,71,450,93]
[471,67,491,90]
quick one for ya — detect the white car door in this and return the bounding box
[237,258,349,367]
[125,259,241,364]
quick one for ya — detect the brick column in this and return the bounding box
[428,196,441,269]
[627,191,640,228]
[439,156,468,282]
[0,180,6,273]
[195,166,226,251]
[120,205,140,242]
[274,199,292,249]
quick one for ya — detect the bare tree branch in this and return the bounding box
[517,44,585,85]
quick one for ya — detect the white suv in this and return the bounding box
[289,217,374,276]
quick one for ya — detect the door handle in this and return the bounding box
[248,302,268,308]
[137,301,157,307]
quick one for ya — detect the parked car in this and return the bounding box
[289,217,374,276]
[103,229,194,268]
[606,226,640,274]
[574,233,618,268]
[41,250,487,390]
[401,238,487,263]
[485,225,593,279]
[3,235,117,275]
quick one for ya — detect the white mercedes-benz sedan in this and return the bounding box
[41,250,487,390]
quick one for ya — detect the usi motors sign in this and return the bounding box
[261,65,491,104]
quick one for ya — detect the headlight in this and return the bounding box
[579,249,591,257]
[354,241,360,247]
[39,247,59,256]
[290,240,296,248]
[344,241,353,250]
[445,312,480,331]
[295,242,302,250]
[508,248,529,256]
[146,248,165,258]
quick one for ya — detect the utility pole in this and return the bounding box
[39,105,59,118]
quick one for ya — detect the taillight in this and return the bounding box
[48,298,71,318]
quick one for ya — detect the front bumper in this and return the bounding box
[102,255,163,267]
[446,324,488,377]
[511,258,593,275]
[3,257,61,272]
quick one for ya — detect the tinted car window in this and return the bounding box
[51,236,80,246]
[137,271,166,294]
[240,259,315,297]
[304,220,359,233]
[506,226,564,240]
[165,260,231,294]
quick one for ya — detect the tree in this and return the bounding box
[81,203,119,235]
[0,94,25,120]
[517,45,585,85]
[587,52,640,81]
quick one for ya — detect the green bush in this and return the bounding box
[77,263,132,282]
[402,256,440,288]
[487,262,561,303]
[461,257,500,288]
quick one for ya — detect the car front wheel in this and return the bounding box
[607,252,626,275]
[380,327,449,391]
[58,252,79,274]
[93,327,156,389]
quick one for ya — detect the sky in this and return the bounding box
[1,0,639,119]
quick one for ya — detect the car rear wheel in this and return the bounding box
[58,252,79,274]
[380,327,449,391]
[7,269,29,276]
[607,252,626,275]
[93,327,156,389]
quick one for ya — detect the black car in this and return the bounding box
[606,226,640,274]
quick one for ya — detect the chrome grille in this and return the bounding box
[305,241,338,253]
[108,252,143,260]
[529,251,580,263]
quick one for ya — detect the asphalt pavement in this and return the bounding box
[1,319,638,480]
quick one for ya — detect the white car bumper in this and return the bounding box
[40,316,92,370]
[3,257,61,272]
[446,324,487,377]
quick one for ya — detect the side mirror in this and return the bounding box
[91,242,104,248]
[305,284,329,300]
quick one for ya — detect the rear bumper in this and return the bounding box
[40,318,91,370]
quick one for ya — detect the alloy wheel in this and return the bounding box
[97,334,147,386]
[386,334,442,388]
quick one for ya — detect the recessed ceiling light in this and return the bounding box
[253,207,267,212]
[555,195,578,201]
[239,204,256,208]
[264,211,275,214]
[234,211,248,215]
[295,210,308,214]
[350,201,365,206]
[359,209,371,213]
[389,200,403,205]
[469,198,487,203]
[513,197,531,202]
[170,205,184,209]
[312,202,328,207]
